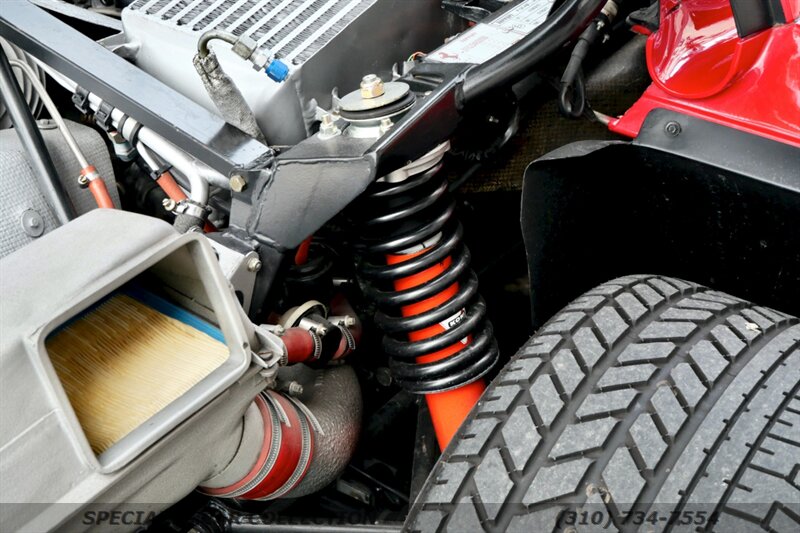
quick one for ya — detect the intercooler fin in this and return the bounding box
[127,0,378,66]
[46,293,228,455]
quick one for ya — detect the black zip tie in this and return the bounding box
[149,163,174,181]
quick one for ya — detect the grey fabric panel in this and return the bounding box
[0,119,120,257]
[0,151,61,258]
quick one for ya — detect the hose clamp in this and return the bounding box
[174,200,207,219]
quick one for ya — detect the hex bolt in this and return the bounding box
[319,112,340,138]
[379,117,393,134]
[664,121,682,137]
[162,198,177,212]
[360,74,385,99]
[230,174,248,192]
[77,174,89,188]
[287,381,304,396]
[247,257,262,272]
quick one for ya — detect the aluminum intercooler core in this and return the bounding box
[128,0,378,65]
[121,0,460,144]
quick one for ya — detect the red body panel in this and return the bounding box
[611,0,800,147]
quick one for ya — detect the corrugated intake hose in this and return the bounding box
[199,365,361,500]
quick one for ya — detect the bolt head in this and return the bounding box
[247,257,262,272]
[375,367,393,387]
[379,117,394,134]
[360,74,385,99]
[162,198,176,212]
[664,121,682,137]
[20,209,45,237]
[318,113,341,139]
[230,174,248,192]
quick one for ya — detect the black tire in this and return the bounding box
[406,275,800,532]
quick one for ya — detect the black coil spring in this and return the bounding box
[353,160,499,393]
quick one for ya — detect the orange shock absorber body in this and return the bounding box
[354,144,498,452]
[387,248,485,449]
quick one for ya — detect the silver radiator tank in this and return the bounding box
[120,0,461,144]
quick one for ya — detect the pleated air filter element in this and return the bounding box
[46,290,229,455]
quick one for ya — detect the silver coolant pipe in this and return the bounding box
[32,60,228,207]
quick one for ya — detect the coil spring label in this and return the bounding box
[439,309,470,345]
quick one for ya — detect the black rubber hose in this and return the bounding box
[0,46,75,224]
[558,10,607,118]
[459,0,606,106]
[174,212,204,233]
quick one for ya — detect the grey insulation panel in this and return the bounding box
[0,119,120,258]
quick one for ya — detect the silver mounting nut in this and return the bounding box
[247,257,262,272]
[230,174,248,192]
[360,74,385,99]
[287,381,304,396]
[162,198,177,212]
